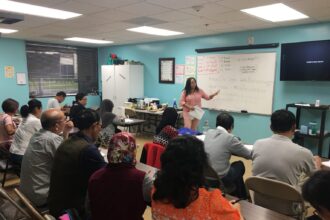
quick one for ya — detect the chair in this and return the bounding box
[13,188,55,220]
[0,141,19,187]
[142,142,165,169]
[245,176,307,220]
[0,186,30,219]
[203,164,235,194]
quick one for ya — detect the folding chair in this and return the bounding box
[245,176,308,220]
[13,188,55,220]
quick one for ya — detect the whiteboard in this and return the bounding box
[197,52,276,115]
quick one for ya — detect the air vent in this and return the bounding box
[123,16,167,26]
[0,12,23,24]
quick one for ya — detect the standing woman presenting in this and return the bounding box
[180,77,219,130]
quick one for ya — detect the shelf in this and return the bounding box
[295,132,330,139]
[286,103,330,110]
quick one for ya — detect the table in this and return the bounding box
[113,118,146,132]
[124,108,183,133]
[226,195,295,220]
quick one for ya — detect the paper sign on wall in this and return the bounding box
[16,73,26,85]
[4,66,15,78]
[185,56,196,76]
[175,64,185,84]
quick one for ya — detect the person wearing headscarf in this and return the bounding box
[153,107,179,147]
[88,132,152,220]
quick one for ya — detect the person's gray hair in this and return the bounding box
[41,109,62,130]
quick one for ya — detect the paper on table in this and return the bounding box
[189,106,204,120]
[196,134,205,141]
[125,118,134,123]
[322,160,330,168]
[244,144,253,151]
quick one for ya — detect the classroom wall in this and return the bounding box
[0,38,100,110]
[99,22,330,156]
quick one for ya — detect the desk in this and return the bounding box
[226,195,295,220]
[124,108,183,133]
[113,118,145,132]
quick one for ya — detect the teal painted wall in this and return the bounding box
[99,22,330,156]
[0,38,100,111]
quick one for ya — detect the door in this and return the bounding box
[113,65,130,115]
[101,65,115,103]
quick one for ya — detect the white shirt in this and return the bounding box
[47,98,61,109]
[10,114,41,155]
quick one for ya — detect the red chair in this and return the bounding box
[143,142,165,169]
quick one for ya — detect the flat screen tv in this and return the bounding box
[280,40,330,81]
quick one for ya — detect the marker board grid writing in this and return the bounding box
[197,52,276,115]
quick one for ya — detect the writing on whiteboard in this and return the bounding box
[197,53,276,115]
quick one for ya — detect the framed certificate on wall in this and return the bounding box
[159,58,175,84]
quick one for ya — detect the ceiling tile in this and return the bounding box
[179,2,232,17]
[75,0,144,8]
[146,0,209,10]
[176,17,218,27]
[150,11,198,22]
[54,1,105,14]
[215,0,278,10]
[118,2,170,16]
[91,9,139,22]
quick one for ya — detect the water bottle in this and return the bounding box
[173,98,177,109]
[203,120,210,134]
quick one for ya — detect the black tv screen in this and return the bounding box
[280,40,330,81]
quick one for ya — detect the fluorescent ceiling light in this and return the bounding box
[64,37,113,44]
[127,26,184,36]
[241,3,308,22]
[0,28,17,34]
[0,0,81,19]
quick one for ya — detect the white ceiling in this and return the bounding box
[1,0,330,47]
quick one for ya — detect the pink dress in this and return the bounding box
[180,89,210,128]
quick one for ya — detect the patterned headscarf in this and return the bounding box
[107,132,137,165]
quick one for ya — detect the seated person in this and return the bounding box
[20,109,73,207]
[152,136,243,220]
[252,109,321,187]
[204,112,251,199]
[153,107,178,147]
[48,109,106,218]
[9,99,42,172]
[95,112,116,149]
[302,170,330,220]
[47,91,66,110]
[0,99,19,152]
[99,99,121,132]
[89,132,152,220]
[69,92,87,126]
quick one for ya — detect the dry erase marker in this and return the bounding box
[231,198,244,204]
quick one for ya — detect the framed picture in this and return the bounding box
[159,58,175,84]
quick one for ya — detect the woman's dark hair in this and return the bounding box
[271,109,296,133]
[216,112,234,130]
[20,99,42,118]
[302,170,330,213]
[99,99,114,117]
[75,109,100,130]
[156,107,178,134]
[75,92,87,101]
[2,98,19,114]
[152,136,208,208]
[183,77,199,96]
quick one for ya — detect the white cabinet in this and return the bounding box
[101,64,144,115]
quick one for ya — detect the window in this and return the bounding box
[26,42,98,97]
